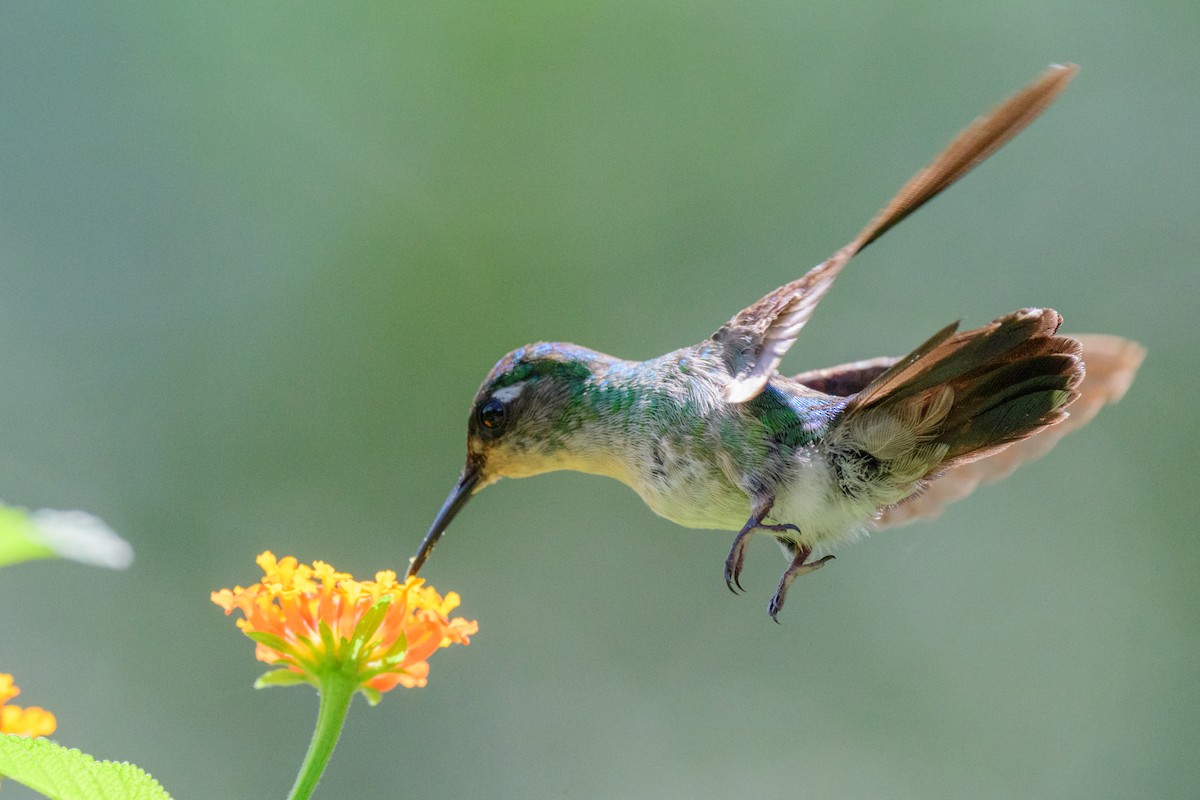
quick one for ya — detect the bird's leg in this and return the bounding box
[723,495,801,594]
[768,544,835,622]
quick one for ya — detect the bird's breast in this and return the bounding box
[615,435,752,530]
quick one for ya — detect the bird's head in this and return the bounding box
[406,342,615,577]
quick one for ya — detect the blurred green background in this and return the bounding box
[2,1,1197,798]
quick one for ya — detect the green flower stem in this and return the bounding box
[287,671,358,800]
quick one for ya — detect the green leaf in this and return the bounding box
[0,504,132,570]
[317,619,338,657]
[348,596,393,658]
[254,669,312,689]
[0,734,173,800]
[359,686,383,706]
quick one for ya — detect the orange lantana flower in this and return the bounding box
[0,673,56,737]
[212,552,478,700]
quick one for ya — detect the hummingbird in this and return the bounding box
[406,64,1144,620]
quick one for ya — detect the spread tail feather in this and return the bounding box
[875,332,1144,528]
[830,309,1084,502]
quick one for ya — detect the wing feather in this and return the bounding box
[718,64,1079,403]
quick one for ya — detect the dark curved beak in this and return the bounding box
[406,462,481,579]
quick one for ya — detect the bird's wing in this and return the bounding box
[872,334,1145,529]
[716,64,1079,404]
[790,356,898,397]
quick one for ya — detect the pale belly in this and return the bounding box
[618,439,879,550]
[630,459,751,531]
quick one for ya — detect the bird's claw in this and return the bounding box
[767,594,785,623]
[723,531,751,594]
[767,554,835,621]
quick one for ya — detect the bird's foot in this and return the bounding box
[723,503,800,594]
[768,554,835,622]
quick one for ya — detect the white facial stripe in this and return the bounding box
[491,382,527,403]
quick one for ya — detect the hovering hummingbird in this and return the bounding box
[406,64,1144,619]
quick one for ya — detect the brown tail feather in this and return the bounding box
[832,309,1084,500]
[846,308,1073,416]
[873,333,1144,529]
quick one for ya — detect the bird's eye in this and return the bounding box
[478,398,507,433]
